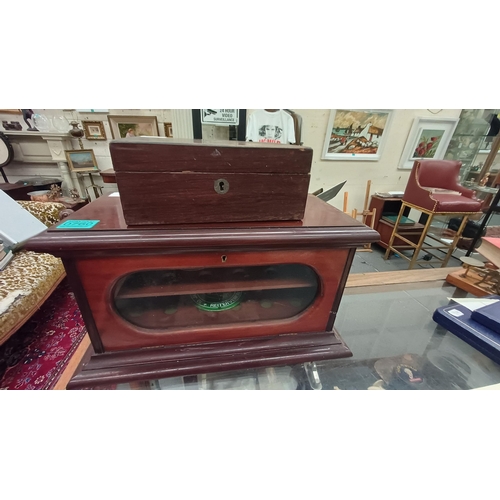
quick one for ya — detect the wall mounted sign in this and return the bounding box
[201,109,239,126]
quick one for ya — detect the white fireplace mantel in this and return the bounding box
[4,131,71,139]
[4,131,72,161]
[3,130,76,191]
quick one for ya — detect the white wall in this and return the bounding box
[247,109,462,213]
[2,108,463,210]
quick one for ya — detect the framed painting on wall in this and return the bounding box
[82,121,107,140]
[108,115,159,139]
[65,149,99,172]
[398,117,459,169]
[321,109,393,161]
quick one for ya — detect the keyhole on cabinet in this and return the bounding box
[214,178,229,194]
[221,255,227,263]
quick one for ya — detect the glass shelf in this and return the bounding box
[443,109,500,183]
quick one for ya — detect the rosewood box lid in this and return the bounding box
[109,137,313,174]
[108,138,313,225]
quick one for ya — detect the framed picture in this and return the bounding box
[164,122,173,138]
[398,117,459,169]
[65,149,99,173]
[108,115,159,139]
[321,109,393,161]
[82,121,107,140]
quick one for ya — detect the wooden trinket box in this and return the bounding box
[109,137,313,226]
[26,194,380,388]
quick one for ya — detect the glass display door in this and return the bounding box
[113,264,319,331]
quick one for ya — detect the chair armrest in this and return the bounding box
[454,185,477,199]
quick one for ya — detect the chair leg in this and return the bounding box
[408,212,434,270]
[441,215,469,267]
[384,203,407,260]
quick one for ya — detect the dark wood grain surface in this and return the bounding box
[109,137,313,174]
[109,138,313,224]
[116,171,310,225]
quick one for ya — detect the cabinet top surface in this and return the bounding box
[25,194,380,255]
[49,194,365,232]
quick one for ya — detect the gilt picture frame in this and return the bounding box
[398,117,459,169]
[108,115,159,139]
[82,120,107,141]
[65,149,99,173]
[164,122,173,138]
[321,109,393,161]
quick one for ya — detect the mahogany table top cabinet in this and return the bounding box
[109,137,313,226]
[26,193,379,389]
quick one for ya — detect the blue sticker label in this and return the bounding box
[57,220,100,229]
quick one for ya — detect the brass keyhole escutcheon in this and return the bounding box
[214,178,229,194]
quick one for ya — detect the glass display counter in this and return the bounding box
[110,275,500,390]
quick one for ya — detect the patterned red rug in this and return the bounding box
[0,279,87,390]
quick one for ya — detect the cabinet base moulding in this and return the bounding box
[67,329,352,389]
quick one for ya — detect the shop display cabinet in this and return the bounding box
[444,110,499,185]
[26,194,379,388]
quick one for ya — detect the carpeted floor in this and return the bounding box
[0,279,87,390]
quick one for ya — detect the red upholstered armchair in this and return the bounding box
[403,159,482,213]
[384,160,483,269]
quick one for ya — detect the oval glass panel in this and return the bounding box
[112,264,319,331]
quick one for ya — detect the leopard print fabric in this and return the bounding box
[1,201,66,345]
[0,251,65,345]
[16,201,66,227]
